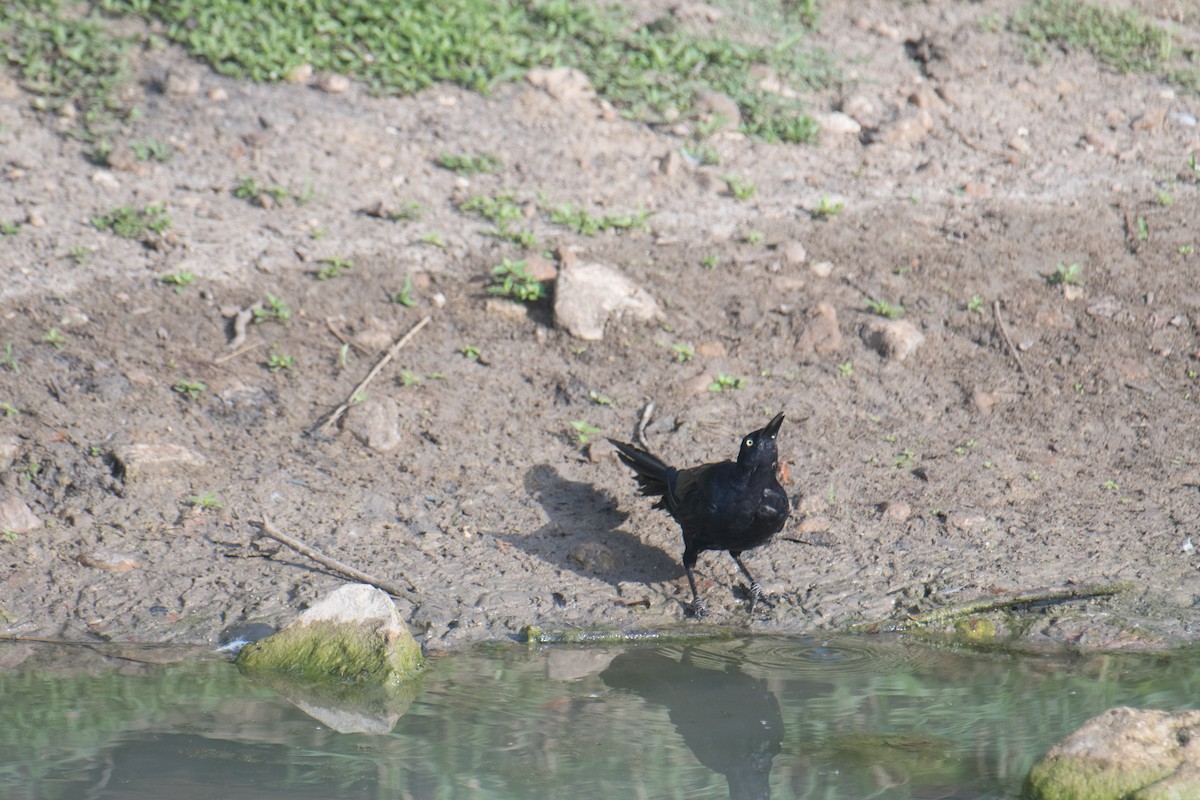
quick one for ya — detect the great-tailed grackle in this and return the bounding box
[609,412,789,618]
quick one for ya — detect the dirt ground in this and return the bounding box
[2,0,1200,653]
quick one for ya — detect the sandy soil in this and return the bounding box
[2,0,1200,652]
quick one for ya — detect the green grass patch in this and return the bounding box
[99,0,832,143]
[1010,0,1198,91]
[0,0,135,135]
[92,203,171,239]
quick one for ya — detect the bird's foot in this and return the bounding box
[687,598,708,619]
[744,582,775,613]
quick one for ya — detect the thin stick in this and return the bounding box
[635,400,655,450]
[884,582,1130,632]
[260,516,417,602]
[325,317,372,356]
[214,341,264,365]
[312,315,431,436]
[992,300,1027,377]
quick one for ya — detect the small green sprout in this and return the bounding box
[160,271,196,293]
[700,254,719,269]
[1102,480,1121,492]
[570,420,601,446]
[966,295,985,314]
[266,353,294,372]
[92,202,171,239]
[42,328,67,350]
[810,195,844,220]
[67,246,90,264]
[1048,262,1084,286]
[130,139,172,162]
[837,362,853,377]
[589,390,613,406]
[671,342,695,363]
[186,492,222,509]
[316,257,353,281]
[392,274,417,307]
[173,380,206,399]
[867,298,905,319]
[2,342,18,373]
[460,344,481,361]
[724,175,756,201]
[0,402,17,418]
[708,374,746,392]
[0,220,20,236]
[252,293,292,324]
[399,370,422,387]
[233,175,288,205]
[437,152,500,175]
[488,258,544,302]
[419,231,447,248]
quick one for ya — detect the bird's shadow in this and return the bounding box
[512,464,680,586]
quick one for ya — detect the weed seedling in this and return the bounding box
[41,328,67,350]
[810,195,844,220]
[419,232,446,248]
[388,201,422,221]
[488,258,544,302]
[1,342,18,374]
[392,274,417,307]
[233,175,288,205]
[1047,262,1083,286]
[399,370,422,387]
[0,529,18,543]
[0,220,20,236]
[316,257,353,281]
[743,229,765,245]
[173,380,206,399]
[460,344,481,361]
[438,152,500,176]
[130,138,172,162]
[92,202,171,239]
[186,492,223,509]
[724,175,757,201]
[700,254,719,270]
[0,402,17,418]
[867,298,905,319]
[1102,480,1120,492]
[671,342,695,363]
[966,295,985,314]
[253,293,292,323]
[160,271,196,293]
[588,390,613,406]
[708,373,746,392]
[1136,216,1149,241]
[838,362,853,377]
[570,420,601,446]
[67,246,89,264]
[266,352,294,372]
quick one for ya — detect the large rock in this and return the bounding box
[237,583,425,686]
[1025,707,1200,800]
[861,318,924,361]
[553,260,659,340]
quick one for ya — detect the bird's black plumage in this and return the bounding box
[609,412,790,617]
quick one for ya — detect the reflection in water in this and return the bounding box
[601,646,784,800]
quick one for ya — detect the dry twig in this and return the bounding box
[992,299,1027,378]
[311,315,431,436]
[260,516,417,602]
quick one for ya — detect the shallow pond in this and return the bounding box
[3,635,1199,799]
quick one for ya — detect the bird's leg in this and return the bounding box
[730,552,768,611]
[683,550,707,619]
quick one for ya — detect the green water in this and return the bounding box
[2,636,1199,799]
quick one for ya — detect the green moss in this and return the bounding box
[1024,756,1173,800]
[237,619,424,685]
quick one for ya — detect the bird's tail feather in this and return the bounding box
[608,440,672,500]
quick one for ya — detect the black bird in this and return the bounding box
[609,412,789,617]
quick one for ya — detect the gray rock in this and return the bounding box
[343,396,403,452]
[113,443,206,481]
[553,261,659,341]
[236,584,425,732]
[1025,707,1200,800]
[861,319,924,361]
[0,495,41,533]
[796,302,843,356]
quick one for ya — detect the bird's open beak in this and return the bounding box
[763,412,784,438]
